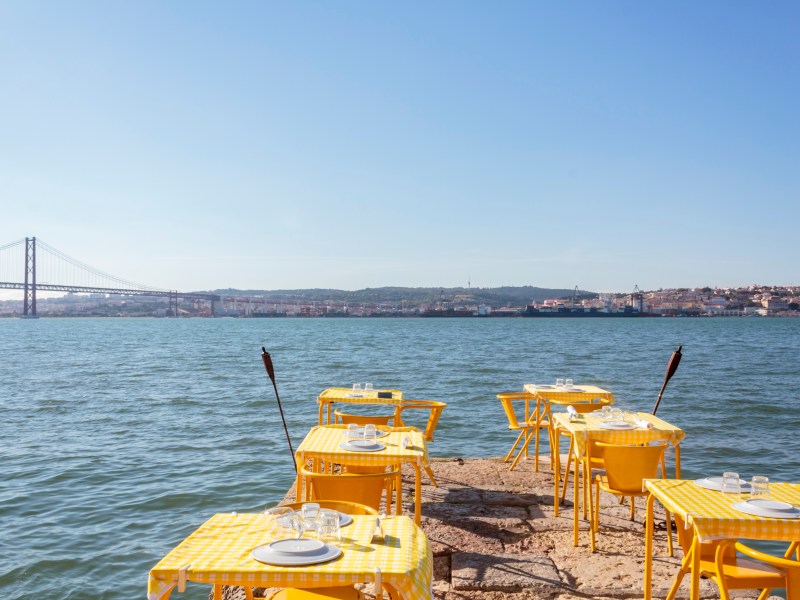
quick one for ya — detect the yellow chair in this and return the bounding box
[395,400,446,442]
[278,499,378,515]
[665,532,800,600]
[334,411,394,426]
[263,587,363,599]
[590,441,669,553]
[497,392,549,471]
[300,465,399,513]
[553,399,613,504]
[395,399,446,487]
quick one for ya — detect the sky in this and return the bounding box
[1,1,798,294]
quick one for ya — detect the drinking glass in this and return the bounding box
[565,378,573,388]
[301,502,320,532]
[346,423,360,444]
[721,471,741,495]
[316,509,341,544]
[364,382,374,393]
[364,424,377,445]
[750,476,770,499]
[352,383,362,394]
[263,506,293,537]
[556,378,565,387]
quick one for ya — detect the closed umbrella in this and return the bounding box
[652,345,683,415]
[261,347,297,473]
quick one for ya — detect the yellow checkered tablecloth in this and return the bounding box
[524,383,614,404]
[552,412,686,458]
[148,513,432,600]
[645,479,800,542]
[318,388,405,407]
[296,426,429,468]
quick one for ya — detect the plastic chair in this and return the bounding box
[553,398,613,504]
[664,532,800,600]
[590,441,669,553]
[395,399,446,487]
[395,400,446,442]
[300,465,400,513]
[334,411,394,426]
[497,392,549,471]
[278,499,378,515]
[263,587,363,599]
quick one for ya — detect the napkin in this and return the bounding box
[566,405,578,421]
[402,435,412,449]
[635,419,654,430]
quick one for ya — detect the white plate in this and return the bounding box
[252,541,342,566]
[269,538,325,555]
[694,477,751,493]
[694,477,751,492]
[350,427,389,439]
[732,499,800,520]
[339,441,385,452]
[598,421,635,430]
[277,511,353,529]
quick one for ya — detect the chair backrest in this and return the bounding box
[395,400,446,442]
[720,540,800,600]
[593,441,667,494]
[497,392,536,429]
[278,499,378,515]
[567,397,613,414]
[334,410,394,426]
[300,465,399,511]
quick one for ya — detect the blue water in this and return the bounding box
[1,317,799,599]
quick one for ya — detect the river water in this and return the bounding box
[1,317,798,599]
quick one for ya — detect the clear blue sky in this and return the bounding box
[1,1,798,293]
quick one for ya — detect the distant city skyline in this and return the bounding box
[2,3,797,292]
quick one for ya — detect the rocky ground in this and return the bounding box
[220,454,782,599]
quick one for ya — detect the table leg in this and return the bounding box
[553,428,561,517]
[690,536,700,600]
[318,402,325,425]
[412,463,422,525]
[644,493,655,600]
[674,444,681,479]
[573,451,580,547]
[213,584,222,600]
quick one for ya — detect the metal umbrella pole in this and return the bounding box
[261,347,297,473]
[652,345,683,416]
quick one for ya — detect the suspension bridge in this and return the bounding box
[0,237,221,317]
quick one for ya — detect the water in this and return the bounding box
[1,317,798,599]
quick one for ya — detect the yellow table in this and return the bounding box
[296,425,429,524]
[551,412,685,546]
[644,479,800,600]
[524,384,615,465]
[317,388,405,425]
[148,513,432,600]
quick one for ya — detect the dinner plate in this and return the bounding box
[252,540,343,566]
[277,511,353,529]
[339,441,385,452]
[598,420,635,430]
[732,499,800,519]
[350,427,389,439]
[694,477,751,493]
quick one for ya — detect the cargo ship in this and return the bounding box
[523,304,645,317]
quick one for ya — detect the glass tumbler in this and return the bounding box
[316,509,341,544]
[556,378,565,387]
[364,382,374,393]
[565,378,573,388]
[346,423,360,444]
[750,476,770,498]
[364,424,377,445]
[721,472,741,495]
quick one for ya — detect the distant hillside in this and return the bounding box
[206,286,593,305]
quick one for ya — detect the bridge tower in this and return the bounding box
[23,237,37,317]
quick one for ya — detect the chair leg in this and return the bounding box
[504,431,525,463]
[589,477,596,552]
[665,509,673,557]
[560,437,575,504]
[424,465,438,488]
[510,429,536,471]
[630,496,635,520]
